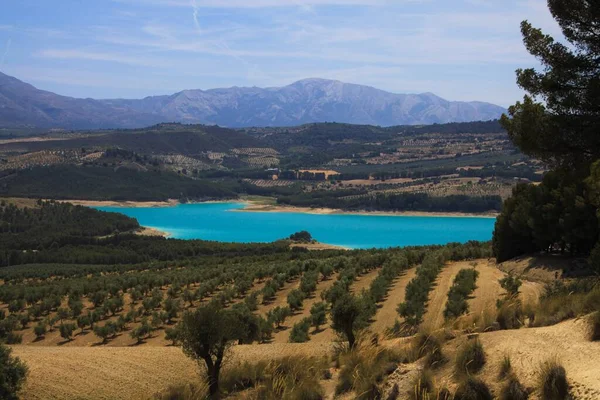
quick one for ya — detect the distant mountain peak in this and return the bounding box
[0,72,506,129]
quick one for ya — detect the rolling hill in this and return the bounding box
[0,72,506,129]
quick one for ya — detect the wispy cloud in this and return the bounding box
[36,49,173,68]
[112,0,394,8]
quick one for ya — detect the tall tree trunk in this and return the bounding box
[346,328,356,349]
[207,364,220,398]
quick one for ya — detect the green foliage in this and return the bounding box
[93,323,115,344]
[493,170,598,262]
[499,274,522,297]
[165,324,182,346]
[33,322,47,339]
[0,165,237,202]
[179,303,257,397]
[289,318,311,343]
[267,306,292,329]
[455,340,486,376]
[538,359,569,400]
[331,293,362,349]
[59,323,76,341]
[497,2,600,263]
[286,289,306,312]
[444,268,479,320]
[500,3,600,166]
[397,251,446,327]
[0,343,28,400]
[289,231,312,242]
[279,191,502,214]
[309,302,327,331]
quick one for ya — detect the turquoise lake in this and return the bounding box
[96,202,495,249]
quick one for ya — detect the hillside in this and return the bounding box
[0,72,506,129]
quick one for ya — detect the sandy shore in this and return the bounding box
[236,203,498,218]
[60,199,180,208]
[136,227,171,238]
[54,198,497,218]
[290,242,349,251]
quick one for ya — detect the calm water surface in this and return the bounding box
[96,202,495,249]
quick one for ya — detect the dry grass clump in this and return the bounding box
[409,369,435,400]
[454,309,497,333]
[335,340,401,399]
[220,360,268,393]
[153,382,209,400]
[532,285,600,327]
[496,298,524,330]
[455,339,486,376]
[498,353,512,380]
[454,377,493,400]
[249,356,328,400]
[537,358,569,400]
[499,374,529,400]
[410,328,447,369]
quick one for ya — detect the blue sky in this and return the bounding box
[0,0,561,106]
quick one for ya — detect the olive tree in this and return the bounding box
[0,343,28,400]
[178,303,250,398]
[331,293,362,349]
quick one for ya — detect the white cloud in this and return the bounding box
[36,49,174,68]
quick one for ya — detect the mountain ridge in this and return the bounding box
[0,72,506,129]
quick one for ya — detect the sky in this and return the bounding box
[0,0,563,106]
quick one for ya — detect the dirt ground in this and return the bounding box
[12,342,335,400]
[370,268,417,334]
[10,258,580,400]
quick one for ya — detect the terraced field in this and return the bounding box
[7,258,570,400]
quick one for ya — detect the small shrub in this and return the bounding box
[454,377,493,400]
[33,322,47,339]
[59,323,76,342]
[289,318,311,343]
[500,375,529,400]
[309,302,327,331]
[538,359,569,400]
[499,274,522,296]
[5,333,23,344]
[455,340,486,376]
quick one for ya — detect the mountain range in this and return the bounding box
[0,72,506,129]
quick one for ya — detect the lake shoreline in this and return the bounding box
[61,198,498,218]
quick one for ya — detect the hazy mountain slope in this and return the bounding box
[0,72,506,129]
[0,72,162,129]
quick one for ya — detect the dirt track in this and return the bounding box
[370,268,417,334]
